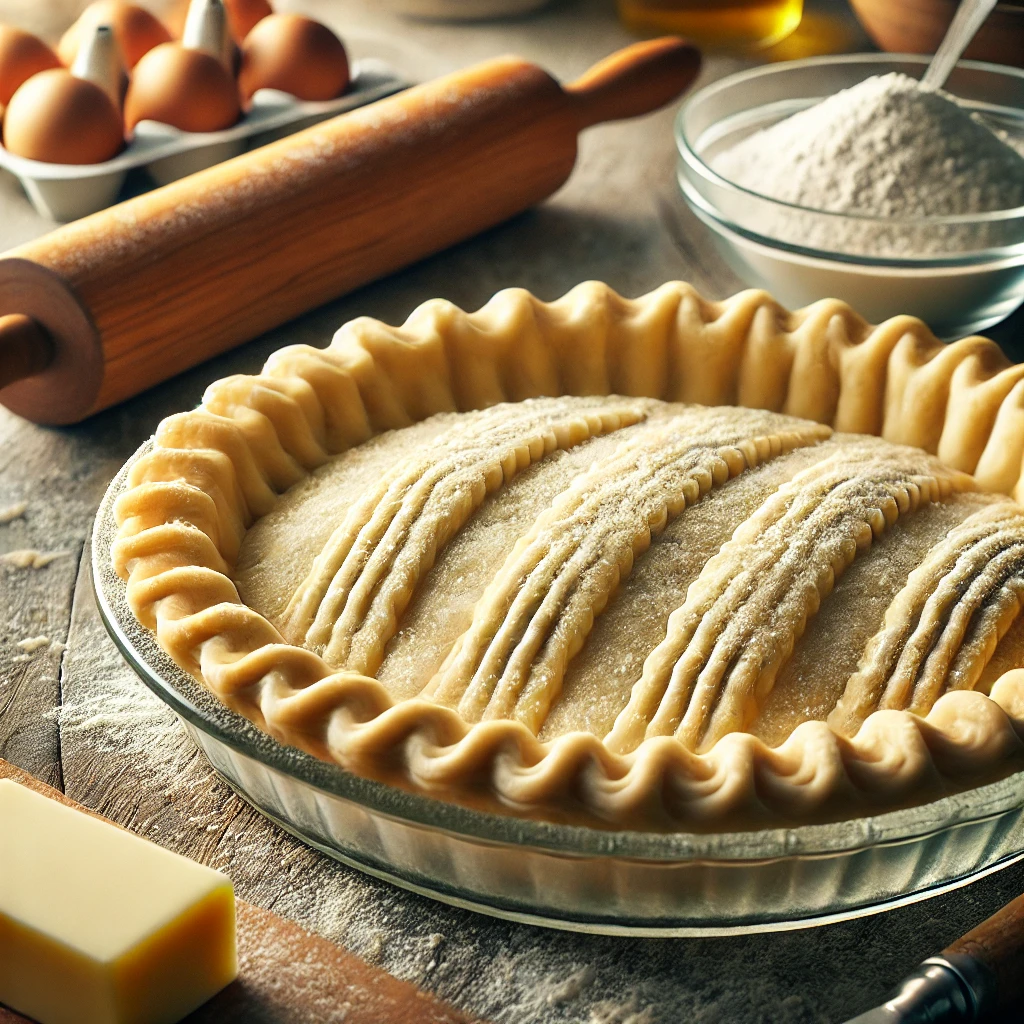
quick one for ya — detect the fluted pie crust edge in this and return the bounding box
[112,282,1024,826]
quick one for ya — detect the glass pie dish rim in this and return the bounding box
[93,441,1024,869]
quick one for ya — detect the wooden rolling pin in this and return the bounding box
[0,37,700,425]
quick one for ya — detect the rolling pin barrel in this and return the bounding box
[0,38,700,425]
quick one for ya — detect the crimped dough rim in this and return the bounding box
[112,281,1024,827]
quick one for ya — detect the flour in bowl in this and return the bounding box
[710,72,1024,257]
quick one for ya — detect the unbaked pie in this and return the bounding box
[113,282,1024,827]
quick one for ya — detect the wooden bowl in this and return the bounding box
[849,0,1024,68]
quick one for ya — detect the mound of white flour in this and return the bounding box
[711,73,1024,256]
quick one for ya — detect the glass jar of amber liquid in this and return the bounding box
[617,0,803,50]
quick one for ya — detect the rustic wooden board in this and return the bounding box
[0,546,73,792]
[3,3,1024,1022]
[0,414,81,790]
[0,758,477,1024]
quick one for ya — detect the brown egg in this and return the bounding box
[224,0,273,43]
[3,68,123,164]
[58,1,172,70]
[238,13,348,103]
[124,42,241,133]
[0,26,62,109]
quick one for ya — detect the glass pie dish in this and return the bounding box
[93,445,1024,936]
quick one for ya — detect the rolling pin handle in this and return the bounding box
[564,36,702,131]
[0,315,54,393]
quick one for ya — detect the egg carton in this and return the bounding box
[0,58,408,222]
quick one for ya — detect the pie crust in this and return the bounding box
[112,282,1024,827]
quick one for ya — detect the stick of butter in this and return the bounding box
[0,779,237,1024]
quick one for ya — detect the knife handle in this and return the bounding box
[944,890,1024,1012]
[845,893,1024,1022]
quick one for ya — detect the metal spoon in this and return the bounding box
[920,0,999,91]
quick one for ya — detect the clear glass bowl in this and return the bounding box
[92,444,1024,935]
[675,55,1024,339]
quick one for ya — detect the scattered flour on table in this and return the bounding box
[0,501,27,523]
[2,549,69,569]
[711,73,1024,256]
[588,993,655,1024]
[16,635,51,653]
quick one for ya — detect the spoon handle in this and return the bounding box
[921,0,999,91]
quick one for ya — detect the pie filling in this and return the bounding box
[235,395,1024,758]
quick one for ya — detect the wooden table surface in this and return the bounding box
[3,2,1024,1022]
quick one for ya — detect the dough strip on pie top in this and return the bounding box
[829,502,1024,735]
[423,408,831,733]
[606,446,972,755]
[282,397,646,674]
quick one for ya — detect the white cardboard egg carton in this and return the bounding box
[0,58,407,222]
